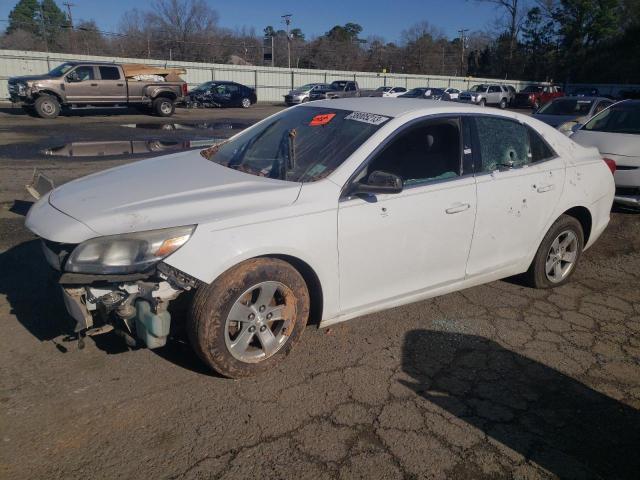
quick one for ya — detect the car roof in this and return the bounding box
[302,97,522,119]
[65,61,121,66]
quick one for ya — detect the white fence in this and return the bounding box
[1,49,638,102]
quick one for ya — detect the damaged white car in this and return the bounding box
[25,98,615,378]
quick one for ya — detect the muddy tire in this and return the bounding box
[525,214,584,289]
[34,95,60,119]
[188,258,309,378]
[153,97,175,117]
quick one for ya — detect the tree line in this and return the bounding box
[1,0,639,83]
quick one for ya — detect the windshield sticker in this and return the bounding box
[309,113,336,126]
[344,111,390,125]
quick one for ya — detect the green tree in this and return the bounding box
[7,0,40,35]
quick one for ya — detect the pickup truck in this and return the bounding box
[512,84,564,109]
[8,61,187,118]
[309,80,360,100]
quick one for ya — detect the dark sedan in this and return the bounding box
[187,81,257,108]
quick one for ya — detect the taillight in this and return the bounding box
[182,83,188,96]
[603,157,616,174]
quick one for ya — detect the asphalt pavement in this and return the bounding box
[0,104,639,480]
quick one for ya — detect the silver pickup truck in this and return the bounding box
[8,61,187,118]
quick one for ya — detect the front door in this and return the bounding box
[466,115,565,277]
[64,65,101,103]
[337,116,477,313]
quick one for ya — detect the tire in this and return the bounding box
[499,98,507,109]
[524,214,584,289]
[240,97,251,108]
[188,258,310,378]
[301,97,309,103]
[533,99,540,110]
[34,95,60,119]
[479,98,486,107]
[153,97,175,117]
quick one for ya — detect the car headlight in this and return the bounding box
[65,225,196,274]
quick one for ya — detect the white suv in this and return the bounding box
[458,84,510,108]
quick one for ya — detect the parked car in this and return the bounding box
[443,87,461,100]
[398,87,431,98]
[571,100,640,207]
[8,62,187,118]
[376,86,408,98]
[284,83,330,105]
[187,81,257,108]
[533,96,615,135]
[310,80,360,100]
[25,98,614,378]
[424,88,447,100]
[512,84,564,109]
[458,84,510,108]
[504,85,517,105]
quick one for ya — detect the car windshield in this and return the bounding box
[583,102,640,134]
[331,81,347,90]
[521,85,542,93]
[376,87,391,92]
[192,82,214,92]
[538,99,594,115]
[470,85,489,92]
[48,63,74,77]
[403,88,426,96]
[297,84,317,90]
[202,107,390,182]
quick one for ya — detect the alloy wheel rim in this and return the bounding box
[242,98,250,108]
[545,230,578,283]
[224,281,295,363]
[160,101,172,114]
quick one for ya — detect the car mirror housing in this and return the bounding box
[351,170,403,195]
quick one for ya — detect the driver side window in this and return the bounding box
[70,66,94,82]
[365,118,462,186]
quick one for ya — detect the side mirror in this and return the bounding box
[351,170,403,195]
[66,72,80,83]
[571,123,582,133]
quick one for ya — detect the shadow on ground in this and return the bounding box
[401,329,640,479]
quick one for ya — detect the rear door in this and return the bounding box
[487,85,502,104]
[466,115,565,277]
[96,65,126,103]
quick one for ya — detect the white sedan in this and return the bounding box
[571,99,640,207]
[25,98,614,378]
[443,87,461,100]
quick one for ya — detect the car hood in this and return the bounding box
[9,74,55,83]
[533,114,584,127]
[47,150,302,236]
[571,130,640,158]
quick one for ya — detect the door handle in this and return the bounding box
[446,203,471,214]
[117,83,124,87]
[536,184,554,193]
[90,83,98,86]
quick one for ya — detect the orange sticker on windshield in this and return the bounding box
[309,113,336,126]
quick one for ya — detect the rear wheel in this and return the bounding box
[153,97,175,117]
[525,215,584,288]
[240,97,251,108]
[499,98,507,109]
[188,258,309,378]
[34,95,60,119]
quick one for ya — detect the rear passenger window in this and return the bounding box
[527,127,556,162]
[99,66,120,80]
[475,116,530,172]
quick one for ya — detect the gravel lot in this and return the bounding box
[0,104,639,480]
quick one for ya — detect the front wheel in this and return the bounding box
[152,97,175,117]
[525,215,584,288]
[34,95,60,119]
[479,98,486,107]
[188,258,309,378]
[240,97,251,108]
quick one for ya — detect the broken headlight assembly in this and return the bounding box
[64,225,196,274]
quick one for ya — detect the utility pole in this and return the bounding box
[282,14,292,69]
[39,4,49,53]
[63,2,75,52]
[457,29,468,77]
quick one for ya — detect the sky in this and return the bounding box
[1,0,502,42]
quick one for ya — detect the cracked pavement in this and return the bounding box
[0,106,639,479]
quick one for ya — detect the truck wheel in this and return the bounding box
[499,98,507,109]
[188,258,310,378]
[153,97,175,117]
[240,97,251,108]
[34,95,60,119]
[524,214,584,289]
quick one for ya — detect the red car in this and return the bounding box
[512,85,564,109]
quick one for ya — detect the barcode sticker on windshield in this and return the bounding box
[344,111,390,125]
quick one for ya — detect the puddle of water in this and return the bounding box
[121,122,248,131]
[42,138,227,158]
